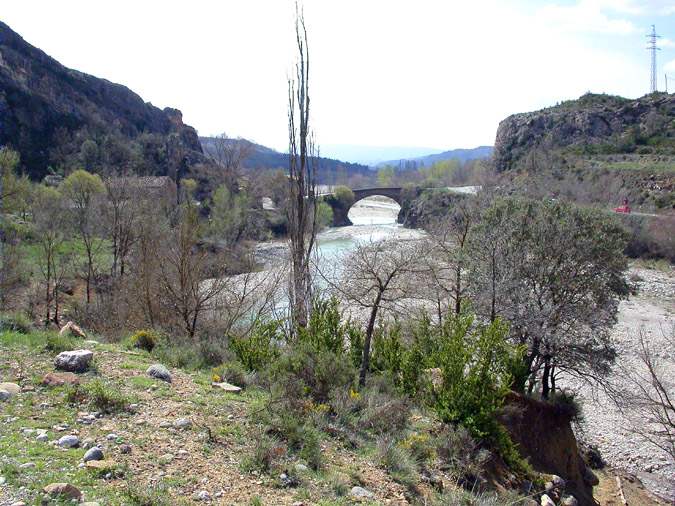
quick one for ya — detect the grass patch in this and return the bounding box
[46,332,81,354]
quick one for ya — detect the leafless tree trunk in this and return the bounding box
[287,4,318,331]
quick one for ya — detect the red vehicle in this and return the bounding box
[614,199,631,214]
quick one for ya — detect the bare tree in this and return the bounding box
[209,133,253,190]
[287,4,318,330]
[611,326,675,460]
[156,206,228,339]
[326,239,429,387]
[103,176,140,279]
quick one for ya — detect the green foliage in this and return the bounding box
[377,165,395,186]
[209,184,251,242]
[333,185,355,206]
[231,319,282,371]
[68,379,131,414]
[127,329,160,352]
[123,481,175,506]
[152,338,228,371]
[62,169,105,204]
[316,201,334,229]
[0,312,33,334]
[212,360,248,387]
[45,332,80,354]
[431,313,515,442]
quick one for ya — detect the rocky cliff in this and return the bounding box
[494,93,675,171]
[0,21,204,179]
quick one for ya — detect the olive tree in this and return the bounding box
[469,198,629,398]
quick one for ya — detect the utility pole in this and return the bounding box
[646,25,661,94]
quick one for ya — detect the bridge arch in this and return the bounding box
[324,187,404,227]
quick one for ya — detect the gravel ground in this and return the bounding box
[569,266,675,502]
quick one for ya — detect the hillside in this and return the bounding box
[492,93,675,212]
[377,146,493,168]
[200,136,373,184]
[0,21,206,179]
[494,93,675,171]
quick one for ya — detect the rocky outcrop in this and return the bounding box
[494,93,675,171]
[0,21,205,179]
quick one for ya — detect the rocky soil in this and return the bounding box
[570,264,675,503]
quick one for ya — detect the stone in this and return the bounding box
[43,482,82,500]
[54,349,93,373]
[57,435,80,448]
[83,447,104,462]
[173,417,192,429]
[279,472,299,488]
[119,444,132,454]
[59,321,86,338]
[561,496,579,506]
[550,475,565,489]
[81,503,101,506]
[146,363,172,383]
[11,501,26,506]
[106,433,118,440]
[0,382,21,396]
[211,381,242,393]
[0,390,10,402]
[540,494,556,506]
[19,462,36,469]
[85,460,116,471]
[36,433,49,442]
[350,486,374,499]
[194,490,210,501]
[0,476,5,485]
[82,437,95,449]
[295,463,309,473]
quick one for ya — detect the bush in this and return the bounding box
[66,379,130,414]
[549,390,584,423]
[434,424,489,485]
[212,361,248,387]
[45,332,80,354]
[151,336,230,371]
[0,312,32,334]
[240,434,286,473]
[231,319,282,371]
[127,329,160,352]
[377,437,419,489]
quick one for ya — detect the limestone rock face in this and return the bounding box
[493,93,675,171]
[54,350,93,373]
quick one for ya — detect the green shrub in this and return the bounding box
[151,337,229,371]
[231,319,282,371]
[298,424,323,470]
[128,329,160,352]
[0,312,32,334]
[123,480,174,506]
[67,379,130,414]
[212,360,248,387]
[45,332,79,354]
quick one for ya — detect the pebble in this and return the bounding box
[19,462,35,469]
[57,435,79,448]
[106,433,118,440]
[146,364,172,383]
[120,444,132,454]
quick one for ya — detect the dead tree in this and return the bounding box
[287,4,318,331]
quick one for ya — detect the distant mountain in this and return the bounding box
[377,146,493,168]
[319,145,445,166]
[199,137,372,183]
[0,21,206,180]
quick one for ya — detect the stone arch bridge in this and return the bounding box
[321,187,404,227]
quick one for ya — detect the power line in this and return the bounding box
[646,24,661,94]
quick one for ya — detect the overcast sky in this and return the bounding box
[3,0,675,157]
